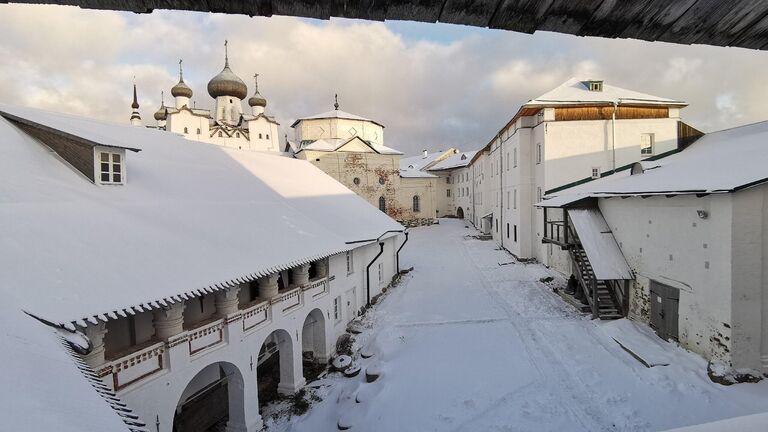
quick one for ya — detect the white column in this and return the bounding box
[276,330,306,395]
[82,322,108,368]
[152,302,186,340]
[215,286,241,318]
[258,274,279,299]
[315,259,328,278]
[292,264,310,287]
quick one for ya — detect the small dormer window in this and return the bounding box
[218,131,223,138]
[98,151,123,184]
[586,80,603,92]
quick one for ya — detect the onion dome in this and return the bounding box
[248,73,267,108]
[171,59,193,99]
[207,41,247,100]
[154,92,167,121]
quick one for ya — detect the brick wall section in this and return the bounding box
[10,119,95,181]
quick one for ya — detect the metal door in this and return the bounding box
[649,281,679,342]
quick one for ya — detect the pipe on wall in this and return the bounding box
[365,242,385,307]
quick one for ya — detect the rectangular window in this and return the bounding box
[98,151,123,184]
[506,152,510,171]
[506,223,510,239]
[513,148,517,167]
[346,251,354,274]
[446,176,451,184]
[514,225,518,242]
[536,144,542,164]
[378,263,383,282]
[333,296,341,321]
[591,167,601,179]
[641,133,654,156]
[447,189,451,197]
[495,218,498,232]
[507,191,510,209]
[513,189,517,209]
[537,187,542,203]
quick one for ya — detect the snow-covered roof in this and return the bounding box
[298,136,403,155]
[428,150,479,171]
[0,104,403,326]
[399,168,438,178]
[399,149,456,172]
[568,208,632,280]
[290,109,385,128]
[0,302,139,432]
[526,77,686,107]
[540,120,768,205]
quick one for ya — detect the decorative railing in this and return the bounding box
[302,276,329,299]
[272,287,302,312]
[186,319,225,356]
[98,340,165,391]
[242,301,270,332]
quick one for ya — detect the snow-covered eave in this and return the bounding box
[523,99,688,108]
[0,109,142,153]
[57,245,354,331]
[537,189,737,208]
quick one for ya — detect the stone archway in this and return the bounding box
[173,362,246,432]
[257,328,299,409]
[301,308,329,381]
[456,207,464,219]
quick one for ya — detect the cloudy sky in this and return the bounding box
[1,3,768,156]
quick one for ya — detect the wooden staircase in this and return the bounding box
[568,229,625,320]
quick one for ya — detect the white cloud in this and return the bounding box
[1,4,768,156]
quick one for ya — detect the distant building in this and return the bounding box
[290,97,437,225]
[134,42,281,153]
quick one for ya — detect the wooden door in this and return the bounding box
[649,281,680,342]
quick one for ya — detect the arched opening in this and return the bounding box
[378,196,386,212]
[173,362,246,432]
[301,308,328,382]
[257,329,295,411]
[456,207,465,219]
[412,195,420,212]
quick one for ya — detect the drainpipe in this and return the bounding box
[396,231,409,273]
[498,133,504,249]
[365,242,385,307]
[611,101,618,174]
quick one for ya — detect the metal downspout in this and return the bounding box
[365,242,385,307]
[396,231,409,273]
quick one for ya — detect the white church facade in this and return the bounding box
[133,43,281,153]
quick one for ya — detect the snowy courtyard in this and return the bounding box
[270,219,768,432]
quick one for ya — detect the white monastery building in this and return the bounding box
[136,42,281,153]
[0,104,407,431]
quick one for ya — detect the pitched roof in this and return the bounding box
[527,77,687,107]
[428,150,479,171]
[540,120,768,205]
[290,109,385,128]
[0,105,403,327]
[399,149,457,171]
[0,303,139,432]
[297,136,403,155]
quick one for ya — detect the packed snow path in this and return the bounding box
[274,219,768,432]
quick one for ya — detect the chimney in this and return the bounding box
[422,149,428,158]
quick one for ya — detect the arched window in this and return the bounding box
[196,128,201,135]
[218,131,223,138]
[259,133,263,139]
[236,132,240,138]
[183,127,188,134]
[412,195,420,212]
[266,134,270,139]
[378,196,386,213]
[378,177,385,185]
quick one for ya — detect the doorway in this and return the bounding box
[649,281,680,342]
[345,287,357,321]
[456,207,464,219]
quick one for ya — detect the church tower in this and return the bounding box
[171,59,193,109]
[248,74,267,116]
[130,81,142,127]
[207,40,247,124]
